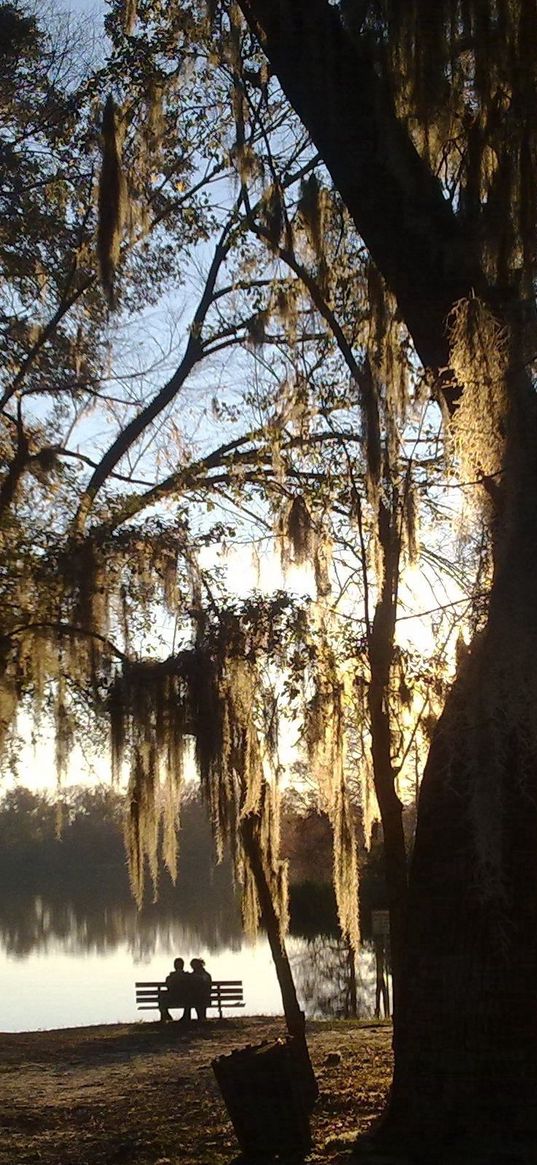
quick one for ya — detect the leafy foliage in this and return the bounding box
[0,3,488,1008]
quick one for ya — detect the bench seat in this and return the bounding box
[135,979,244,1019]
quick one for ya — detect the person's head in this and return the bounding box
[174,957,184,971]
[190,957,205,971]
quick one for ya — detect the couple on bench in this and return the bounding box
[159,956,212,1023]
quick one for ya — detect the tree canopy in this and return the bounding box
[4,0,537,1155]
[0,0,469,950]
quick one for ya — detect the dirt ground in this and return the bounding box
[0,1017,392,1165]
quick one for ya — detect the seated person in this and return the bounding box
[158,957,190,1022]
[189,957,212,1022]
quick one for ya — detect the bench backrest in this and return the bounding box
[135,980,244,1010]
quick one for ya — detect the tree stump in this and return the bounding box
[212,1037,315,1158]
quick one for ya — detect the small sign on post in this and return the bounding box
[371,909,391,939]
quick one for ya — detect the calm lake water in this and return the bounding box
[0,890,378,1032]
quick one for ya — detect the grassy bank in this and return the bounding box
[0,1016,392,1165]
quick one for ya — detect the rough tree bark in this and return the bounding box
[384,362,537,1157]
[389,516,537,1157]
[237,1,537,1157]
[238,0,483,376]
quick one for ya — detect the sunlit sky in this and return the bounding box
[3,1,469,802]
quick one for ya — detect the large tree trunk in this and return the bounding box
[235,3,537,1154]
[368,388,537,1159]
[237,0,482,381]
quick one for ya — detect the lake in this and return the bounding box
[0,890,379,1031]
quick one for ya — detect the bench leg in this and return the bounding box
[158,989,172,1022]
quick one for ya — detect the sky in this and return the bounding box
[3,0,468,807]
[55,0,105,15]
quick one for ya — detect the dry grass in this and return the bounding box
[0,1016,392,1165]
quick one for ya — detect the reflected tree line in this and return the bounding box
[0,785,388,1016]
[0,785,245,957]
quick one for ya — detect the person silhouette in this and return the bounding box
[159,957,190,1022]
[189,957,212,1022]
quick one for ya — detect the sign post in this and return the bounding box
[371,910,391,1018]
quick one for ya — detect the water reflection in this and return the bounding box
[0,788,380,1029]
[290,935,376,1019]
[0,888,378,1021]
[0,884,243,960]
[0,784,246,960]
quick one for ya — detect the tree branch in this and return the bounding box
[73,218,236,532]
[237,0,484,377]
[6,621,129,663]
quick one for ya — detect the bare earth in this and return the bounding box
[0,1017,392,1165]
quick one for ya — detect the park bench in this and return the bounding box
[135,979,244,1019]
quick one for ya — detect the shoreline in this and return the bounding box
[0,1013,390,1037]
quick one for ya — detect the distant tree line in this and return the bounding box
[0,784,388,939]
[0,785,128,888]
[0,785,236,902]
